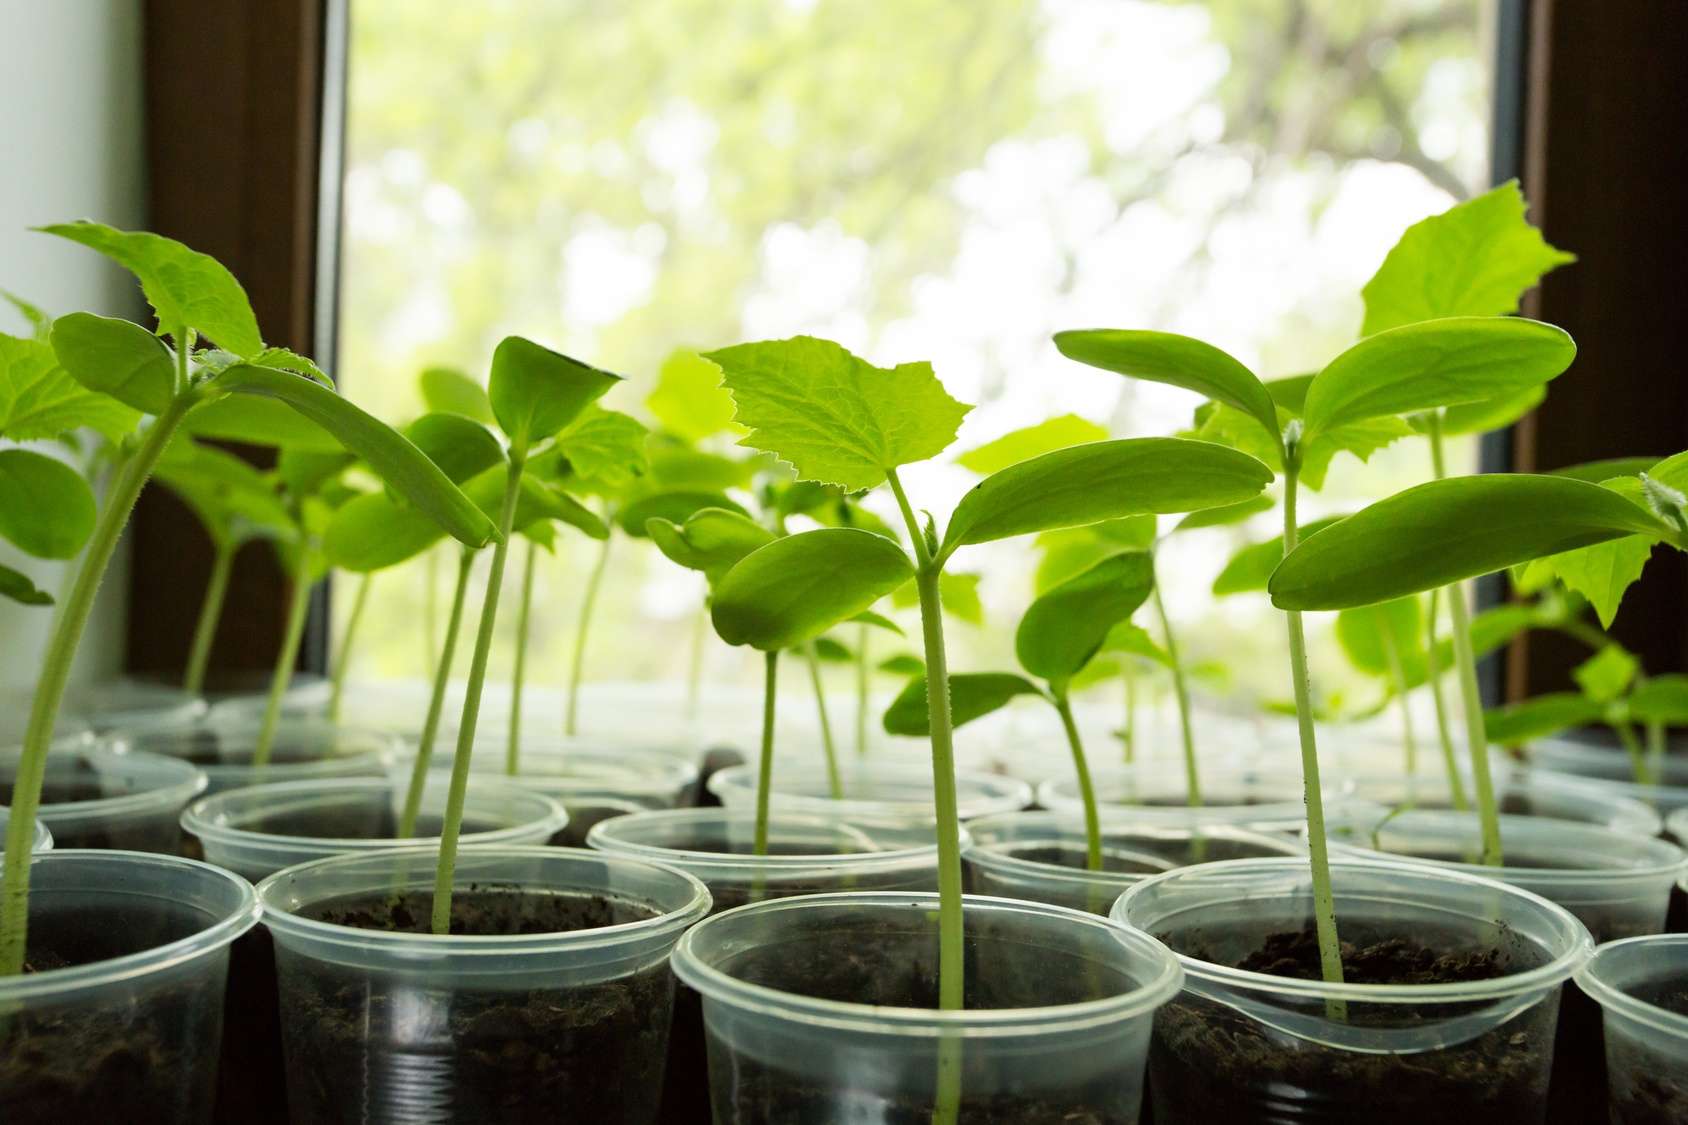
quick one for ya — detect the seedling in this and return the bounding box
[0,222,496,976]
[702,335,1269,1114]
[1056,310,1575,992]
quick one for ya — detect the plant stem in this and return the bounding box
[1151,561,1201,806]
[1053,694,1102,872]
[805,642,843,798]
[182,540,235,694]
[432,453,524,935]
[686,597,705,721]
[1,393,193,976]
[753,650,779,857]
[1615,719,1656,785]
[1379,625,1418,775]
[424,547,440,681]
[506,539,538,776]
[1122,660,1137,764]
[1428,415,1504,866]
[564,523,611,736]
[1282,461,1346,1004]
[855,622,870,757]
[328,571,373,723]
[253,553,314,768]
[1646,718,1666,784]
[1424,588,1470,809]
[399,547,473,837]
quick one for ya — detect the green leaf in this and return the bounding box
[1173,494,1274,532]
[178,393,342,451]
[558,406,649,490]
[1301,318,1576,441]
[1646,450,1688,495]
[154,440,293,546]
[879,654,925,677]
[882,672,1043,736]
[1525,531,1656,629]
[0,449,96,558]
[322,492,441,572]
[1335,597,1423,679]
[941,437,1270,557]
[1016,552,1155,688]
[616,489,748,537]
[813,636,853,663]
[648,347,739,442]
[1629,675,1688,725]
[252,347,330,387]
[1572,644,1639,704]
[418,366,494,424]
[1552,457,1660,484]
[508,476,607,541]
[711,527,914,651]
[0,333,137,442]
[850,610,903,635]
[1432,384,1547,436]
[1269,475,1669,611]
[206,363,498,547]
[49,312,177,415]
[1,291,51,341]
[1361,180,1575,337]
[1102,621,1172,668]
[955,414,1109,475]
[488,336,621,448]
[1193,398,1411,491]
[646,507,775,586]
[404,412,504,485]
[40,221,262,356]
[705,335,971,491]
[1211,517,1347,596]
[648,442,755,491]
[1485,693,1603,746]
[1053,329,1280,447]
[891,570,983,624]
[0,561,52,606]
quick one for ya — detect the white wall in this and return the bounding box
[0,1,147,695]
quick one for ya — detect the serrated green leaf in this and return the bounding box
[711,527,914,651]
[1192,398,1410,491]
[1302,318,1575,441]
[1017,552,1155,688]
[1270,475,1670,611]
[0,333,137,442]
[648,347,740,443]
[1572,644,1639,704]
[879,654,925,677]
[646,507,774,587]
[882,672,1043,736]
[418,366,494,424]
[1212,517,1347,596]
[617,489,749,538]
[1361,181,1575,337]
[955,414,1109,475]
[1528,531,1655,629]
[1054,329,1280,447]
[1173,494,1274,532]
[49,312,177,415]
[0,449,96,558]
[706,335,971,491]
[488,336,621,448]
[0,561,52,606]
[40,221,262,356]
[1335,597,1423,679]
[558,406,649,490]
[1486,693,1603,746]
[252,347,330,387]
[1629,675,1688,725]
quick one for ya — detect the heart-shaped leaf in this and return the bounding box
[557,406,649,490]
[882,672,1043,736]
[0,333,138,442]
[1017,552,1155,689]
[711,527,914,651]
[648,347,740,443]
[49,312,177,415]
[0,449,96,558]
[1572,644,1639,704]
[419,366,494,424]
[488,336,621,448]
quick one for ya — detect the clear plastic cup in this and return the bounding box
[1115,857,1593,1122]
[1039,761,1356,832]
[64,676,207,733]
[139,669,330,708]
[964,809,1303,914]
[117,717,402,795]
[179,776,569,881]
[1528,736,1688,815]
[209,678,433,732]
[0,742,206,852]
[257,845,709,1123]
[1339,762,1664,836]
[671,890,1183,1122]
[0,805,52,851]
[0,697,92,747]
[1578,933,1688,1123]
[706,761,1032,822]
[0,849,260,1122]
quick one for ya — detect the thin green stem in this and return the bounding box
[506,539,538,776]
[424,547,440,681]
[1615,719,1656,785]
[399,548,473,837]
[855,622,870,757]
[431,453,524,935]
[328,572,373,723]
[183,540,235,694]
[253,553,314,768]
[1121,660,1136,764]
[1053,694,1102,872]
[1646,718,1666,784]
[1151,562,1200,806]
[1379,625,1418,775]
[686,597,706,721]
[805,642,843,798]
[753,650,779,857]
[564,524,611,736]
[1424,589,1470,810]
[1,393,193,976]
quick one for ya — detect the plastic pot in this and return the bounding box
[1578,933,1688,1123]
[65,676,207,733]
[671,890,1183,1122]
[258,844,709,1123]
[0,742,205,852]
[1114,857,1592,1123]
[707,761,1032,822]
[0,849,259,1122]
[1340,762,1664,836]
[0,805,53,852]
[964,810,1303,914]
[118,717,401,796]
[1528,736,1688,815]
[1039,762,1355,832]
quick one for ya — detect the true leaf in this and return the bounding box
[882,672,1043,736]
[0,561,52,606]
[154,440,293,546]
[419,366,494,424]
[488,336,620,448]
[648,442,755,491]
[557,406,649,490]
[1629,675,1688,725]
[706,335,971,491]
[1016,552,1155,689]
[1485,693,1603,746]
[648,348,739,442]
[891,570,983,624]
[956,414,1109,475]
[1524,530,1655,629]
[1269,475,1670,611]
[0,449,96,558]
[0,291,50,341]
[1572,644,1639,704]
[49,312,177,415]
[252,347,330,388]
[711,527,914,651]
[1194,397,1411,491]
[1212,517,1347,596]
[1646,450,1688,495]
[0,333,138,442]
[40,221,262,356]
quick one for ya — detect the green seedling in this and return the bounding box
[1056,309,1575,994]
[703,335,1269,1115]
[884,551,1155,873]
[0,222,495,976]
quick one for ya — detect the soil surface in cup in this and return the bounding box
[279,887,671,1124]
[1604,976,1688,1125]
[1149,924,1557,1123]
[20,771,180,850]
[1,900,224,1122]
[1009,838,1287,872]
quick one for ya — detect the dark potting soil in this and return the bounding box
[17,775,181,851]
[1603,976,1688,1124]
[1148,925,1558,1123]
[279,887,673,1124]
[0,900,224,1122]
[1012,837,1288,873]
[214,925,289,1125]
